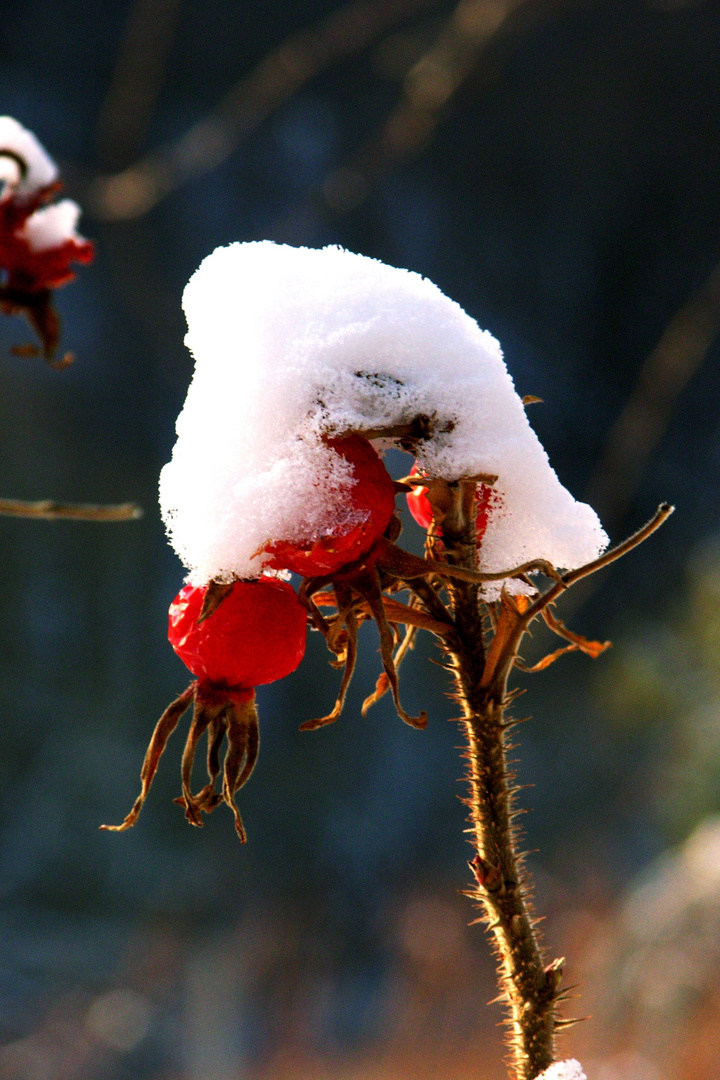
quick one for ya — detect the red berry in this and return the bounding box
[264,434,396,576]
[0,188,93,293]
[169,577,307,689]
[405,465,498,542]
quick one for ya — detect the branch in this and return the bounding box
[319,0,564,214]
[439,482,559,1078]
[525,502,674,622]
[89,0,437,220]
[587,260,720,526]
[0,498,143,521]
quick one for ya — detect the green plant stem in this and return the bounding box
[441,481,557,1080]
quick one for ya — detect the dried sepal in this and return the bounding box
[362,609,438,715]
[104,680,260,842]
[178,687,223,826]
[220,692,260,843]
[300,604,359,730]
[541,606,611,658]
[352,565,427,729]
[197,579,235,622]
[514,606,611,673]
[480,591,529,690]
[192,716,225,813]
[101,681,197,832]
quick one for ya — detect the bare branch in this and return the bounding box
[96,0,183,171]
[89,0,437,220]
[525,503,674,622]
[0,498,143,522]
[319,0,562,214]
[587,260,720,526]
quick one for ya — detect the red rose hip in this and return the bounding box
[169,577,307,689]
[263,434,396,576]
[406,466,497,543]
[105,577,308,843]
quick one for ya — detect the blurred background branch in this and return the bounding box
[0,499,142,521]
[89,0,440,220]
[95,0,184,173]
[319,0,565,214]
[587,259,720,529]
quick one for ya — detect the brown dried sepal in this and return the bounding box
[197,579,235,623]
[514,605,611,674]
[0,285,62,362]
[102,681,260,842]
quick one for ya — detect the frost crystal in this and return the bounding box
[537,1060,587,1080]
[160,241,608,584]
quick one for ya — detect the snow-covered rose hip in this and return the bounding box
[0,116,94,363]
[263,434,397,576]
[103,578,307,842]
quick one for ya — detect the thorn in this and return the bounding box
[544,956,565,995]
[501,715,531,730]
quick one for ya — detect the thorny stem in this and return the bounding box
[436,493,674,1079]
[440,479,557,1080]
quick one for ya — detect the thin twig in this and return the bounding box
[95,0,183,171]
[587,261,720,527]
[318,0,563,214]
[524,503,674,623]
[0,498,143,521]
[89,0,438,220]
[479,504,676,694]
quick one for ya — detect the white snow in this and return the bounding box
[160,241,608,585]
[537,1061,587,1080]
[23,199,84,251]
[0,116,58,198]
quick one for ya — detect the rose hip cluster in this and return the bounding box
[0,120,94,363]
[107,434,498,840]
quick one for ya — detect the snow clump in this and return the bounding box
[537,1060,587,1080]
[0,116,88,254]
[0,116,93,294]
[0,116,58,198]
[160,241,608,585]
[22,198,86,252]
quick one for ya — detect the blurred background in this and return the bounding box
[0,1,719,1077]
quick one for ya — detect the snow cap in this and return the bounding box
[160,241,608,585]
[23,199,85,251]
[0,116,58,198]
[537,1061,587,1080]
